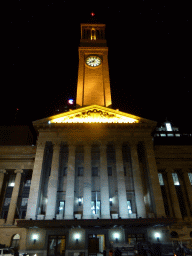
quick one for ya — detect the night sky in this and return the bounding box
[3,0,191,132]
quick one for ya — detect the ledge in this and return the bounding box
[16,217,176,229]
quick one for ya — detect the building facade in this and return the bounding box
[0,23,192,255]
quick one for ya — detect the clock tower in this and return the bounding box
[76,23,112,108]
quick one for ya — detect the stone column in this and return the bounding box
[182,169,192,217]
[0,169,6,196]
[166,168,182,219]
[26,142,45,220]
[115,144,128,219]
[64,144,75,219]
[144,139,166,217]
[45,143,60,220]
[83,145,92,219]
[129,142,146,218]
[6,169,23,225]
[100,144,110,219]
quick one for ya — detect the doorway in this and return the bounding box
[48,235,66,256]
[88,234,105,256]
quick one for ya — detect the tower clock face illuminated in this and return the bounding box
[86,56,102,67]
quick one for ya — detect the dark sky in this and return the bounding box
[3,0,191,132]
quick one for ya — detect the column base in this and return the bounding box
[119,214,129,219]
[101,214,111,219]
[83,215,92,219]
[64,215,74,220]
[45,215,55,220]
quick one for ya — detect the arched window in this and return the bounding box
[11,234,20,248]
[170,231,178,238]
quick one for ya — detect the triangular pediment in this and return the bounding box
[33,105,156,126]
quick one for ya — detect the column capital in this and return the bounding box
[84,143,92,148]
[165,168,174,174]
[128,141,138,148]
[100,143,107,150]
[68,143,76,148]
[37,141,46,148]
[181,168,190,174]
[0,169,7,174]
[14,169,23,174]
[52,142,61,148]
[114,143,123,149]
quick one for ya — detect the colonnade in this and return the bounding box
[161,168,192,219]
[4,140,190,223]
[25,139,165,221]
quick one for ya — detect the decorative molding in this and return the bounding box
[51,108,138,124]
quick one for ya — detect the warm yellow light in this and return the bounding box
[51,116,137,124]
[49,108,138,124]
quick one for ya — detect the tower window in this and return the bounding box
[172,173,180,185]
[91,29,96,40]
[158,173,164,185]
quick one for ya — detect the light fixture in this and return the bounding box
[78,198,82,206]
[33,234,38,244]
[75,233,80,243]
[154,232,160,242]
[109,198,112,206]
[114,233,119,243]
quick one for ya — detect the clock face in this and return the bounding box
[86,56,102,67]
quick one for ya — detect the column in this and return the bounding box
[144,140,166,217]
[6,169,23,225]
[26,142,45,220]
[83,145,92,219]
[45,143,60,219]
[182,169,192,217]
[64,144,75,219]
[115,144,128,219]
[0,169,6,196]
[100,144,110,219]
[166,168,182,219]
[129,142,146,218]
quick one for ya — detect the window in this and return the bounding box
[8,175,15,187]
[3,250,11,254]
[58,201,65,215]
[78,167,84,176]
[91,201,100,215]
[127,201,132,214]
[165,122,172,131]
[158,173,164,185]
[124,167,126,176]
[24,179,31,187]
[4,198,11,206]
[172,173,180,185]
[188,173,192,185]
[63,167,67,176]
[92,167,98,176]
[11,234,20,248]
[108,167,112,176]
[21,198,28,207]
